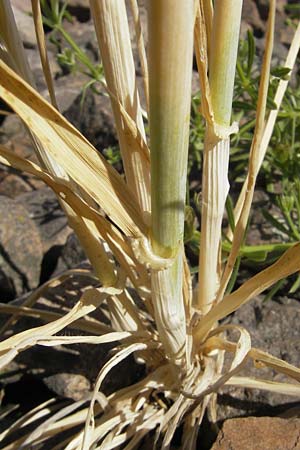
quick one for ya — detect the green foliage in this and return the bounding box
[103,145,122,169]
[41,0,104,86]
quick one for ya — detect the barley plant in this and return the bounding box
[0,0,300,448]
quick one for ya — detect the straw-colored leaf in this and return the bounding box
[194,1,214,124]
[0,144,150,287]
[0,268,96,334]
[0,302,110,336]
[90,0,150,213]
[37,331,136,347]
[227,377,300,397]
[128,0,149,112]
[195,243,300,343]
[0,398,57,444]
[249,348,300,382]
[82,342,149,449]
[0,60,147,237]
[0,288,106,368]
[203,334,300,382]
[0,0,34,84]
[31,0,58,108]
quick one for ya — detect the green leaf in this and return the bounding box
[289,273,300,293]
[244,249,269,262]
[262,209,289,235]
[246,30,255,77]
[271,66,291,79]
[225,195,235,232]
[232,100,255,111]
[263,278,286,302]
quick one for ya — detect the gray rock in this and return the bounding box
[47,72,93,114]
[11,1,36,48]
[26,48,61,92]
[0,115,35,161]
[241,0,264,38]
[55,232,87,275]
[18,187,71,254]
[217,296,300,420]
[64,88,117,151]
[0,195,43,299]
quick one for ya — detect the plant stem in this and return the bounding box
[197,0,243,314]
[148,0,194,365]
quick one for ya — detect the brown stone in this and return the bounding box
[44,373,90,401]
[0,173,32,198]
[211,417,300,450]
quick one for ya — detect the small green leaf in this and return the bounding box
[246,30,255,77]
[289,273,300,293]
[271,66,291,79]
[262,209,289,235]
[225,195,235,232]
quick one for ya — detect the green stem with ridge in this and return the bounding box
[197,0,243,314]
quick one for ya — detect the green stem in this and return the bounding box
[148,0,194,365]
[197,0,243,314]
[209,1,243,127]
[57,26,101,79]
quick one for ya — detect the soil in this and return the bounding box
[0,1,299,449]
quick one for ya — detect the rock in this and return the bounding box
[64,88,117,151]
[0,267,16,301]
[242,0,265,38]
[54,232,87,276]
[63,17,99,50]
[217,297,300,420]
[48,72,92,114]
[44,373,90,401]
[0,173,32,198]
[18,187,71,254]
[11,1,36,48]
[26,48,61,92]
[211,417,300,450]
[0,195,43,299]
[0,115,36,161]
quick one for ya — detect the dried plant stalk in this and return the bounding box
[90,0,150,213]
